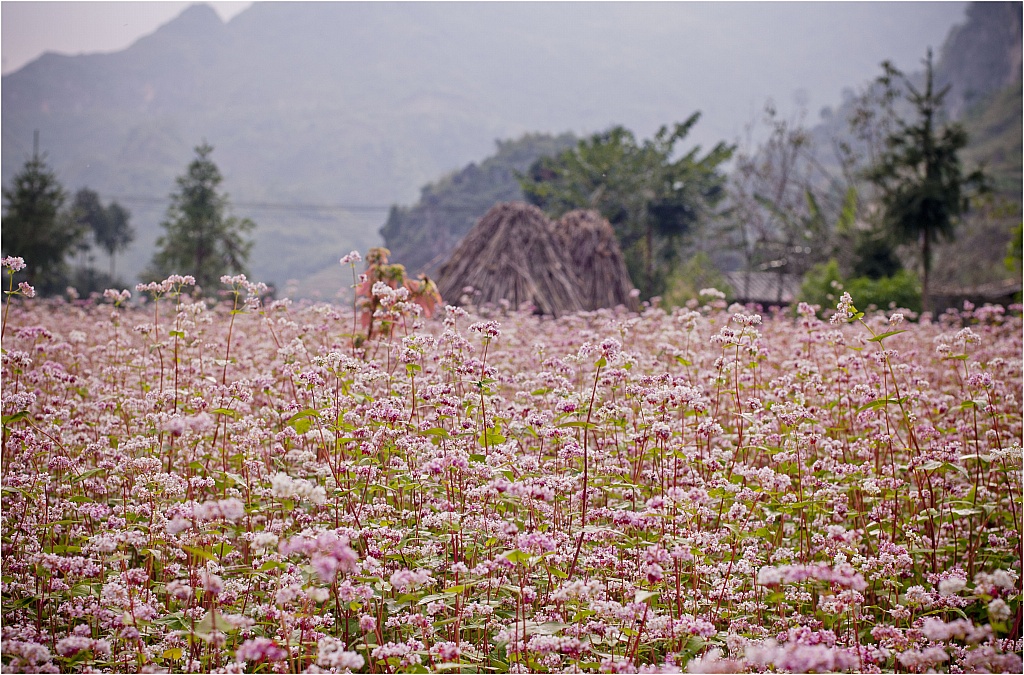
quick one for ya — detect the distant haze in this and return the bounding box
[3,1,966,124]
[1,2,252,74]
[2,1,972,292]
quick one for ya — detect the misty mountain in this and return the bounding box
[809,2,1021,179]
[1,2,968,290]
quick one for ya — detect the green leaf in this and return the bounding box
[286,408,320,433]
[70,467,105,483]
[288,409,320,421]
[478,426,506,446]
[182,545,216,562]
[210,407,238,419]
[194,609,235,637]
[837,185,858,235]
[558,421,597,429]
[1,410,30,425]
[503,549,532,565]
[868,329,907,343]
[856,397,905,412]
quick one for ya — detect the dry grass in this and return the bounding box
[437,202,586,316]
[553,208,639,311]
[438,202,638,316]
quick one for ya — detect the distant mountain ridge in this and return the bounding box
[0,2,972,290]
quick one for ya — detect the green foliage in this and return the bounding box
[147,143,255,291]
[1006,222,1023,274]
[380,133,578,274]
[661,251,733,309]
[1,152,82,294]
[852,227,903,280]
[845,272,922,314]
[866,50,988,311]
[519,114,733,298]
[801,259,921,316]
[71,188,134,278]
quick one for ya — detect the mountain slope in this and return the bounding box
[1,2,969,289]
[380,133,578,275]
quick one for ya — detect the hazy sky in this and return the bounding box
[2,1,253,74]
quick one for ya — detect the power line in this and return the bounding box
[105,194,393,213]
[103,194,491,216]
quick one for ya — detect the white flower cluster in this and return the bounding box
[317,636,365,670]
[269,472,327,505]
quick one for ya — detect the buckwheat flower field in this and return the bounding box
[2,259,1021,673]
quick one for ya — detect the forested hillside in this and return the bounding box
[380,134,577,275]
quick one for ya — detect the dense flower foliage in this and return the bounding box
[1,262,1021,673]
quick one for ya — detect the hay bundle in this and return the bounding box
[553,209,639,311]
[437,202,586,317]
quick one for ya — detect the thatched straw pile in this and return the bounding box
[552,209,639,312]
[437,202,586,317]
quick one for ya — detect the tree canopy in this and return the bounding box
[518,114,733,297]
[147,143,255,291]
[70,188,134,278]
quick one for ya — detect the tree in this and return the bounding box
[72,188,134,279]
[148,142,255,291]
[866,50,987,313]
[1,149,83,292]
[519,114,733,297]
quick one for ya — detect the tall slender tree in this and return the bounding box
[148,142,255,291]
[866,49,987,313]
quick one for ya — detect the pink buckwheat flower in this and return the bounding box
[1,256,26,272]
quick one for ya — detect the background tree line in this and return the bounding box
[1,141,254,297]
[5,47,1015,311]
[511,48,1005,313]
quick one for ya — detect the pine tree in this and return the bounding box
[148,143,255,291]
[867,50,987,313]
[1,148,81,292]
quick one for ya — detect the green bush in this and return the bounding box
[662,251,732,308]
[800,259,921,317]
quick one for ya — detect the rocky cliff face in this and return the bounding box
[936,2,1022,118]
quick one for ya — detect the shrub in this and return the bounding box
[801,258,921,317]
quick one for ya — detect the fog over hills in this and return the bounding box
[2,2,969,291]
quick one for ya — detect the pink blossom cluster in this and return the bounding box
[0,267,1021,672]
